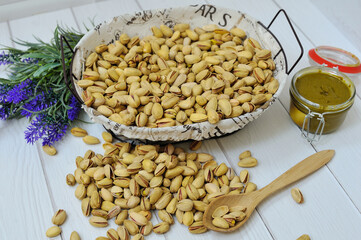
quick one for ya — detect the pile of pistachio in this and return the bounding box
[68,135,257,239]
[78,23,279,128]
[211,205,247,229]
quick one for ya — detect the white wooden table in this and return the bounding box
[1,0,361,239]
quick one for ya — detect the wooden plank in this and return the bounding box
[273,0,361,97]
[272,0,361,213]
[137,0,205,9]
[0,21,60,240]
[0,0,96,22]
[206,0,361,239]
[40,2,164,239]
[0,120,60,240]
[132,0,270,238]
[72,0,143,33]
[9,9,78,49]
[73,1,273,239]
[7,9,81,240]
[0,22,12,79]
[172,140,273,240]
[37,113,168,239]
[214,100,361,239]
[311,0,361,54]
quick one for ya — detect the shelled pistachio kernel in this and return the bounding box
[45,226,61,237]
[43,145,57,156]
[52,209,67,225]
[66,174,76,186]
[291,187,304,203]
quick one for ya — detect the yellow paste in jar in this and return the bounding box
[290,69,354,134]
[295,72,351,106]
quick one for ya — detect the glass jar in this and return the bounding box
[289,66,356,142]
[308,46,361,80]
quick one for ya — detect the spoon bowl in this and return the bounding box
[203,150,335,232]
[203,191,260,232]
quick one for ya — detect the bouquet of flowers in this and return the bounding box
[0,26,84,146]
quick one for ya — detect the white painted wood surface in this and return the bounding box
[1,0,361,239]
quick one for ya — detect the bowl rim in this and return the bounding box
[70,4,288,141]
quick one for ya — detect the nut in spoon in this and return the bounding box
[203,149,335,232]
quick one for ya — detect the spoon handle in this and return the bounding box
[255,150,335,203]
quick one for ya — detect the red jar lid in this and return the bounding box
[308,46,361,74]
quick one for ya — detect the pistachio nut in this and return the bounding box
[52,209,67,226]
[83,135,100,145]
[117,225,130,240]
[212,217,229,229]
[212,205,229,218]
[297,234,311,240]
[176,199,193,212]
[140,220,153,236]
[188,221,208,234]
[291,187,304,204]
[45,226,62,238]
[89,216,109,228]
[158,209,174,224]
[123,219,139,235]
[42,145,57,156]
[106,228,119,240]
[153,221,170,234]
[238,157,258,167]
[66,173,76,186]
[129,212,148,226]
[70,231,81,240]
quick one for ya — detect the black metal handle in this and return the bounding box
[60,35,83,104]
[258,9,304,75]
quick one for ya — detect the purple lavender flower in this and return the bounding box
[21,91,56,118]
[67,95,81,121]
[6,79,33,104]
[0,51,13,65]
[41,119,68,146]
[21,57,38,64]
[0,105,10,120]
[24,114,46,144]
[25,114,68,146]
[0,84,11,103]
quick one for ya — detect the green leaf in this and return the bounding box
[33,63,60,78]
[21,52,55,59]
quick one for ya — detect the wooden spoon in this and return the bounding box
[203,149,335,232]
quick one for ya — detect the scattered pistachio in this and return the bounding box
[70,120,268,236]
[66,174,76,186]
[43,145,57,156]
[71,127,88,137]
[83,135,101,145]
[45,226,61,238]
[70,231,81,240]
[51,209,67,226]
[291,187,304,204]
[297,234,311,240]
